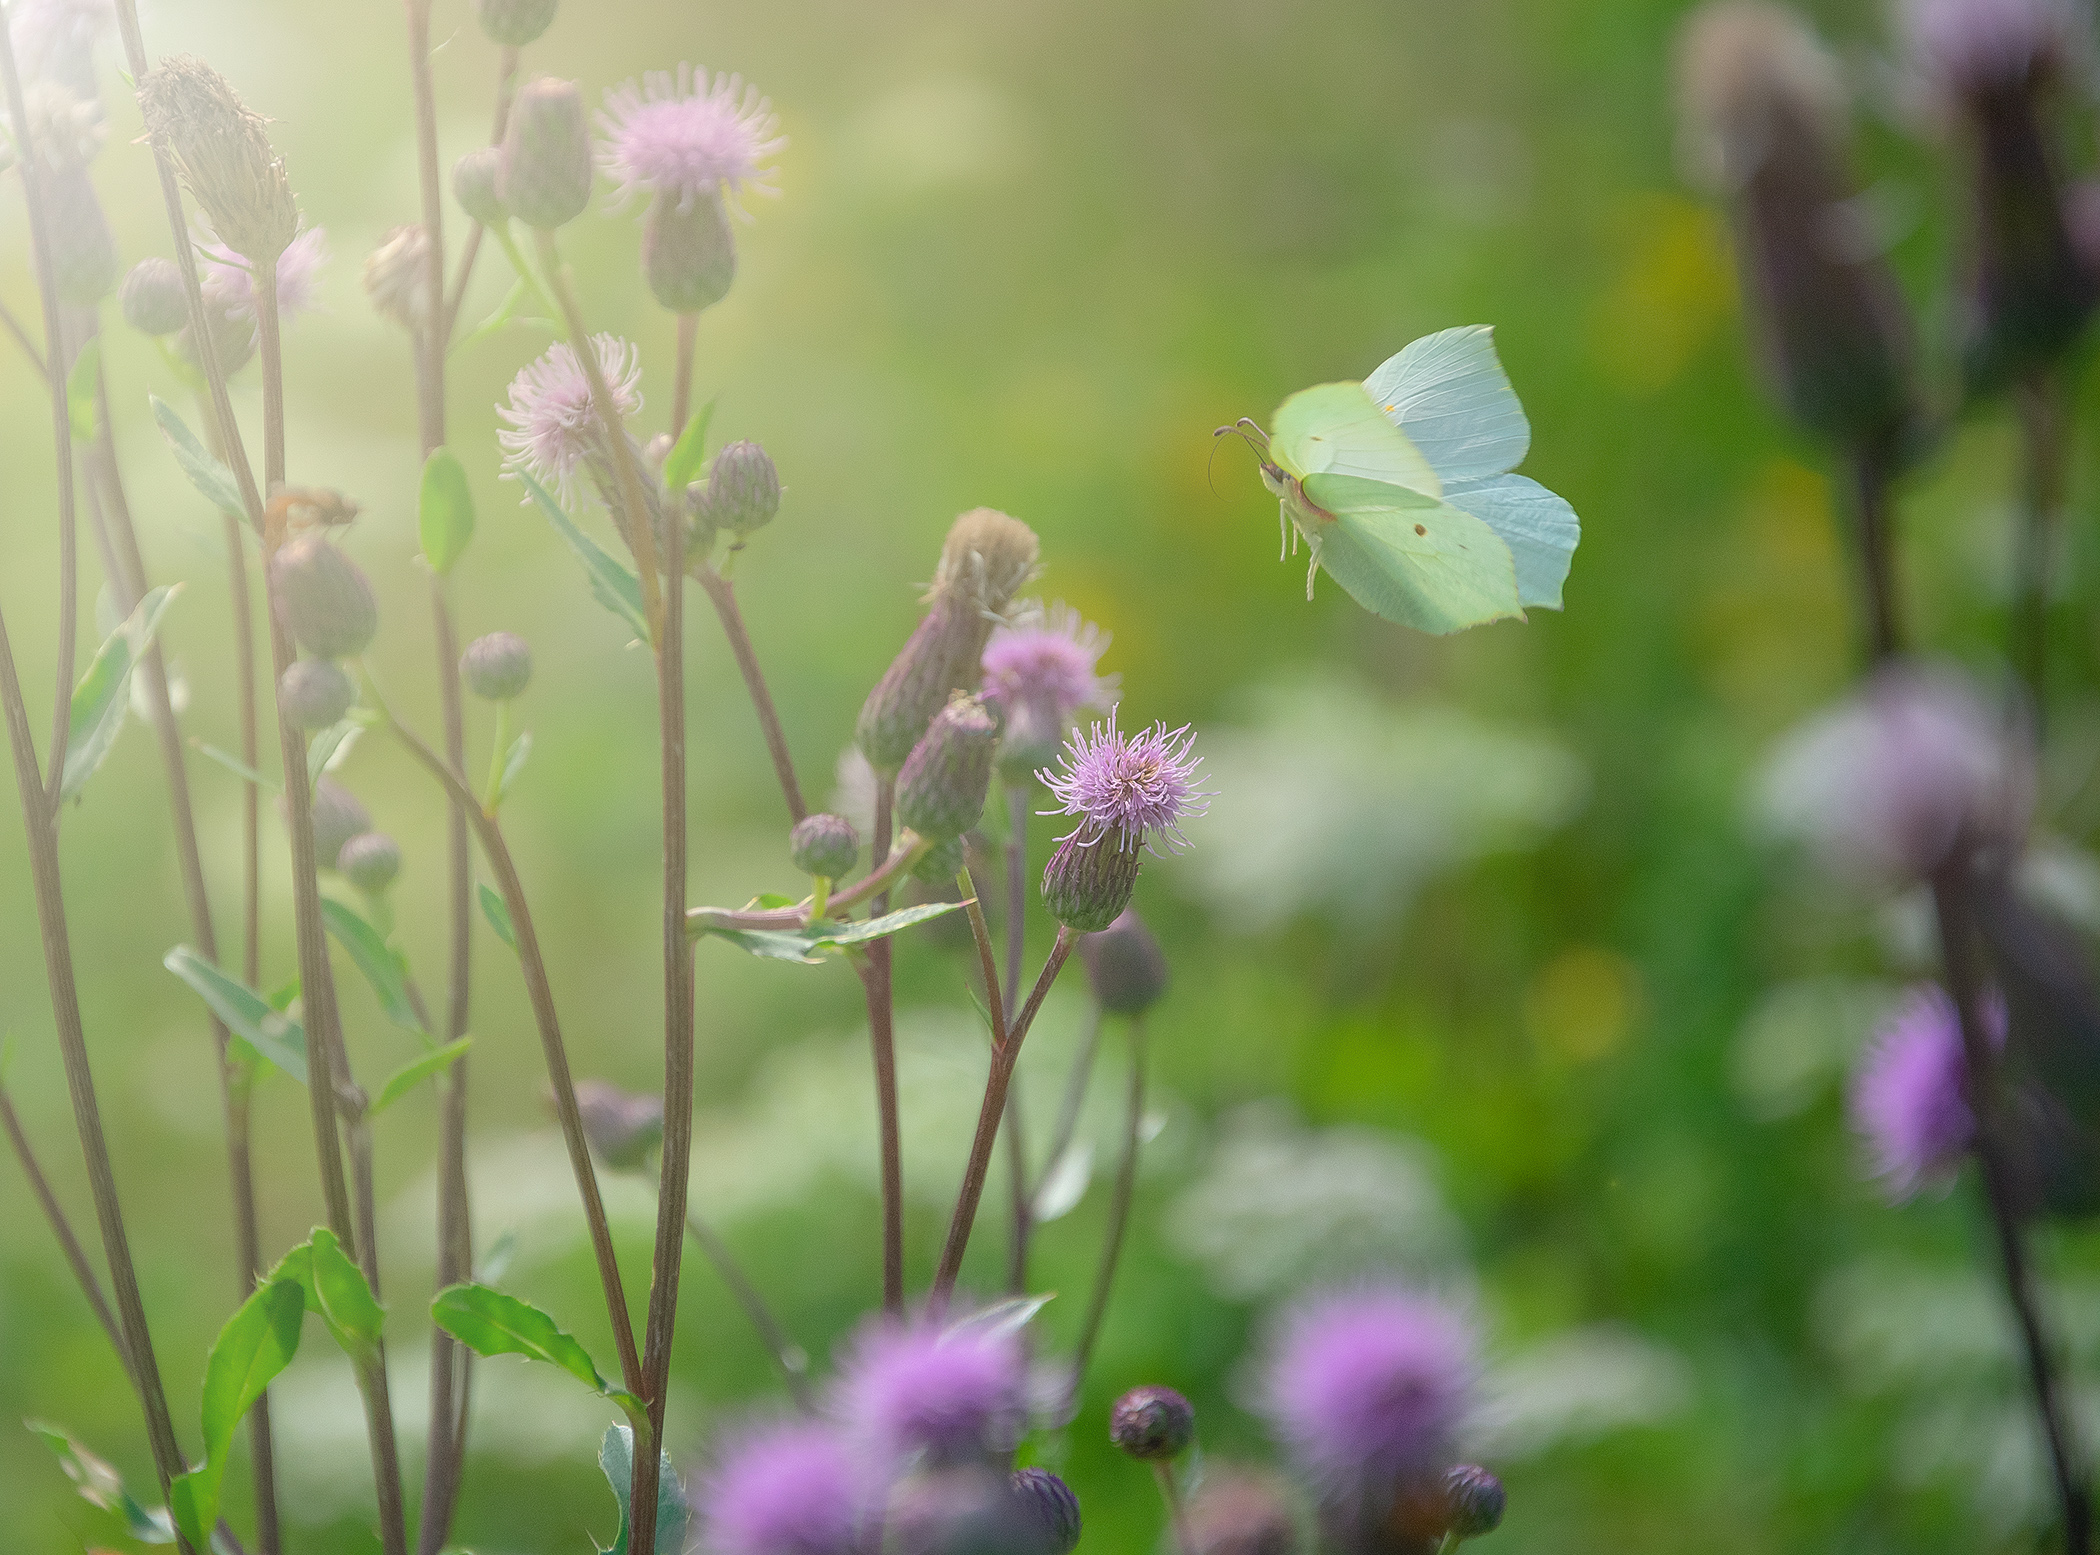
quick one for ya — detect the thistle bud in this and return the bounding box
[856,509,1040,771]
[453,146,510,228]
[304,777,372,871]
[1110,1386,1195,1461]
[136,57,301,264]
[889,1469,1042,1555]
[271,535,379,660]
[121,257,190,336]
[696,439,780,537]
[338,832,402,895]
[460,631,533,701]
[1078,907,1168,1015]
[643,186,735,313]
[473,0,558,47]
[277,658,356,730]
[897,694,1000,842]
[912,833,967,885]
[790,812,859,879]
[176,294,258,377]
[362,223,432,332]
[499,77,592,232]
[46,165,118,305]
[571,1080,664,1172]
[1439,1466,1505,1541]
[1009,1469,1082,1555]
[1041,834,1141,934]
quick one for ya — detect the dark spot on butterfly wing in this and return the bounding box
[1414,524,1426,536]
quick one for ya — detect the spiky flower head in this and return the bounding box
[453,145,509,228]
[983,601,1115,773]
[598,66,783,209]
[460,631,533,701]
[1111,1386,1196,1461]
[120,256,188,336]
[1258,1285,1475,1502]
[1077,906,1168,1015]
[362,223,431,332]
[136,56,300,262]
[1851,984,2005,1201]
[270,535,378,660]
[700,1418,870,1555]
[790,813,860,881]
[500,76,593,231]
[199,226,330,321]
[277,659,356,731]
[1009,1469,1082,1555]
[1041,709,1208,855]
[571,1080,665,1173]
[338,832,402,896]
[831,1314,1030,1468]
[497,334,644,504]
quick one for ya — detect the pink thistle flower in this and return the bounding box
[597,65,784,209]
[1257,1285,1475,1502]
[495,333,643,502]
[982,601,1117,724]
[830,1314,1029,1468]
[199,226,330,320]
[700,1419,872,1555]
[1850,984,2005,1202]
[1040,707,1210,855]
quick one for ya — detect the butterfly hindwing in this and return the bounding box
[1300,472,1522,634]
[1272,382,1442,497]
[1362,325,1530,483]
[1440,472,1578,610]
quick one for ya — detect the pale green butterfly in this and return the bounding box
[1227,326,1580,634]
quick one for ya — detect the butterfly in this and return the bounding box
[1224,326,1580,634]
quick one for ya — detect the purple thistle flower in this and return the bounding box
[701,1419,871,1555]
[982,602,1116,723]
[1258,1285,1475,1500]
[1851,984,2006,1202]
[1906,0,2082,94]
[831,1314,1029,1468]
[496,333,643,502]
[597,65,784,209]
[1040,707,1210,855]
[200,225,330,320]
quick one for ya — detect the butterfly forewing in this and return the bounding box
[1363,326,1530,484]
[1300,472,1522,634]
[1271,383,1443,497]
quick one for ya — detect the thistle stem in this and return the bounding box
[1002,785,1030,1293]
[441,46,520,344]
[695,567,806,821]
[958,867,1009,1044]
[683,1210,814,1410]
[0,1081,128,1374]
[1151,1460,1195,1555]
[673,311,698,439]
[1070,1014,1146,1399]
[2014,369,2068,736]
[0,296,46,378]
[863,775,905,1313]
[1846,444,1901,666]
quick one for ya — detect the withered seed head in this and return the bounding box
[136,57,300,263]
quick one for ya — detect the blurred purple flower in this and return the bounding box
[1906,0,2082,95]
[831,1315,1029,1467]
[496,333,643,501]
[598,65,783,208]
[1257,1285,1474,1499]
[1851,984,2005,1201]
[701,1419,871,1555]
[1040,708,1210,855]
[983,602,1116,723]
[199,226,330,320]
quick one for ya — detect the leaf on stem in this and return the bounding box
[499,729,533,801]
[430,1282,608,1393]
[306,720,361,789]
[519,470,647,642]
[661,399,717,499]
[419,448,476,575]
[27,1419,174,1544]
[151,394,244,518]
[693,899,972,964]
[320,898,425,1036]
[597,1422,691,1555]
[167,1276,305,1551]
[308,1227,385,1361]
[370,1037,472,1116]
[164,945,308,1084]
[62,585,180,802]
[478,881,518,951]
[191,739,281,793]
[65,339,99,444]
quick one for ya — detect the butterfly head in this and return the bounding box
[1214,417,1291,494]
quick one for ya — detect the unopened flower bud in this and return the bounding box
[453,146,509,228]
[913,833,967,885]
[1009,1469,1082,1555]
[1041,833,1142,934]
[460,631,533,701]
[362,223,432,332]
[643,186,735,313]
[136,57,301,264]
[46,165,117,305]
[889,1469,1040,1555]
[898,694,1000,842]
[303,777,371,871]
[121,257,190,335]
[696,439,779,537]
[271,536,378,660]
[473,0,558,47]
[1440,1466,1505,1541]
[790,812,859,879]
[1078,907,1168,1015]
[1110,1386,1195,1461]
[338,832,402,895]
[500,77,592,231]
[571,1079,664,1172]
[277,658,356,730]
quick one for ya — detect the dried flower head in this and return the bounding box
[497,334,644,503]
[361,223,431,332]
[1676,2,1844,193]
[700,1418,870,1555]
[18,80,106,169]
[136,56,300,262]
[1851,984,2005,1201]
[598,66,784,209]
[1182,1468,1300,1555]
[832,1315,1030,1468]
[1041,709,1208,855]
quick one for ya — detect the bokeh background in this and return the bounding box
[4,0,2098,1550]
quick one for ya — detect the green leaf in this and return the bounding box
[309,1227,385,1360]
[419,447,476,575]
[519,470,647,642]
[598,1423,691,1555]
[306,720,360,790]
[27,1419,173,1543]
[431,1282,607,1393]
[479,881,517,951]
[170,1276,305,1551]
[63,585,180,801]
[320,898,425,1035]
[164,945,308,1085]
[151,394,244,518]
[66,338,100,444]
[499,729,533,801]
[693,899,973,964]
[820,901,974,946]
[192,739,281,793]
[370,1037,472,1116]
[661,399,717,498]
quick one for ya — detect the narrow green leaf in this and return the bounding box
[63,585,180,801]
[66,338,100,444]
[599,1423,692,1555]
[478,881,517,951]
[309,1227,385,1360]
[430,1282,607,1393]
[692,900,973,964]
[370,1037,472,1116]
[519,470,647,642]
[419,447,476,575]
[151,394,244,518]
[661,399,717,498]
[306,720,359,790]
[498,729,533,800]
[320,898,425,1035]
[172,1276,304,1550]
[191,739,281,793]
[164,946,308,1085]
[818,900,972,947]
[27,1420,172,1543]
[701,926,828,964]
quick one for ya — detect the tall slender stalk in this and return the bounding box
[1,1082,129,1373]
[1002,786,1030,1292]
[441,48,521,343]
[0,295,45,376]
[862,776,906,1313]
[1847,446,1901,665]
[2014,369,2067,734]
[683,1210,814,1410]
[695,568,805,821]
[672,311,698,439]
[1070,1014,1146,1396]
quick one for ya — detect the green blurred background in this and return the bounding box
[4,0,2097,1549]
